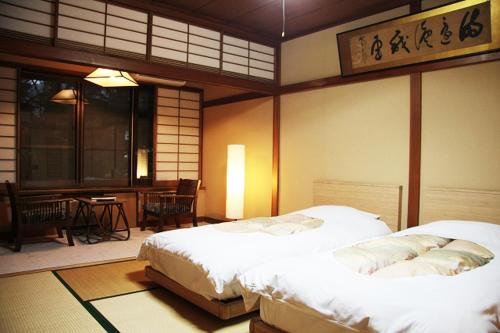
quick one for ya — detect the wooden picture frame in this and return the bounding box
[338,0,500,76]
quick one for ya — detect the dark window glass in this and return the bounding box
[134,86,154,185]
[20,74,76,188]
[83,85,131,186]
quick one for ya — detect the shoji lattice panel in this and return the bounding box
[156,88,200,182]
[0,0,55,43]
[222,36,275,81]
[57,0,105,51]
[178,90,200,179]
[222,35,249,77]
[249,42,275,81]
[151,16,188,65]
[188,25,220,70]
[0,66,16,183]
[105,4,148,59]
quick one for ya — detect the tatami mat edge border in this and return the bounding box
[52,270,119,333]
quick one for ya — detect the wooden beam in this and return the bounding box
[407,73,422,228]
[0,37,276,95]
[407,0,422,229]
[271,95,280,216]
[280,51,500,95]
[203,92,268,108]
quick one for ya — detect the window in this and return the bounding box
[18,71,157,189]
[19,74,77,188]
[134,86,154,185]
[83,85,131,186]
[18,71,202,189]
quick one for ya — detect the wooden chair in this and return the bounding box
[141,179,201,232]
[5,181,74,252]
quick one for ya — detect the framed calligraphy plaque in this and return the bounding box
[337,0,500,76]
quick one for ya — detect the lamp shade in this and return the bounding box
[84,68,138,87]
[50,89,78,104]
[226,144,245,219]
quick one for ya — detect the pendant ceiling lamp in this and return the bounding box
[84,68,138,87]
[50,89,78,104]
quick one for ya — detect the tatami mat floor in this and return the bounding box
[0,222,249,332]
[0,259,250,333]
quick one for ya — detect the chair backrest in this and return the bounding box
[176,179,201,212]
[5,181,18,222]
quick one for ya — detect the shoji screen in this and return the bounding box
[57,0,105,51]
[249,42,275,80]
[0,0,55,42]
[58,0,147,58]
[222,35,249,76]
[156,88,200,182]
[105,4,148,59]
[151,16,188,65]
[0,67,17,183]
[222,35,275,81]
[188,25,220,70]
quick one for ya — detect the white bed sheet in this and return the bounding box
[239,221,500,333]
[137,205,391,300]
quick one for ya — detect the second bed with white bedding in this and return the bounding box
[240,220,500,333]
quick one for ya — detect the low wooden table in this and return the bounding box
[73,197,130,244]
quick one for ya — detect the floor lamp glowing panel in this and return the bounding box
[226,144,245,220]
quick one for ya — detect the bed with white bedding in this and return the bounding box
[138,205,392,317]
[240,220,500,333]
[137,180,402,319]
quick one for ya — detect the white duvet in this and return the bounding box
[137,205,391,300]
[239,220,500,333]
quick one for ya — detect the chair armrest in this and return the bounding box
[21,194,64,201]
[159,194,195,199]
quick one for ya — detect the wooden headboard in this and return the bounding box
[313,180,402,231]
[421,187,500,225]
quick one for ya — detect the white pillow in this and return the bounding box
[291,205,380,220]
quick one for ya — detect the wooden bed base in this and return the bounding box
[145,265,256,319]
[250,317,286,333]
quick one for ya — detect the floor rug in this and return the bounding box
[56,260,156,301]
[0,228,154,277]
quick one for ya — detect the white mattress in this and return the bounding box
[240,220,500,333]
[137,205,391,301]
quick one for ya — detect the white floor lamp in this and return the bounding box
[225,144,245,220]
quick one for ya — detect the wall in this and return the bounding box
[280,6,409,85]
[279,76,411,228]
[203,97,273,219]
[420,61,500,219]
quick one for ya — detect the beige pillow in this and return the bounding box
[334,245,417,275]
[415,249,489,275]
[359,236,428,255]
[372,260,451,278]
[406,234,451,250]
[443,240,494,259]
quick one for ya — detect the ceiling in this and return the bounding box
[152,0,413,41]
